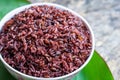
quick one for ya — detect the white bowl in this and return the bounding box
[0,3,95,80]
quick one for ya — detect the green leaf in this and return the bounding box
[72,51,114,80]
[0,0,30,19]
[0,60,16,80]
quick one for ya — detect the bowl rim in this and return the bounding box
[0,3,95,80]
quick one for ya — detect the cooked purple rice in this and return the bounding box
[0,5,92,78]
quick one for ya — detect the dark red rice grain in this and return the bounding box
[0,5,92,78]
